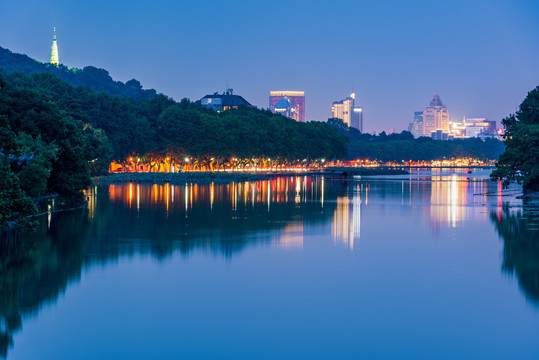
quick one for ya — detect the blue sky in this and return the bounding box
[1,0,538,133]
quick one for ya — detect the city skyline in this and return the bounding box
[331,93,363,131]
[1,0,537,133]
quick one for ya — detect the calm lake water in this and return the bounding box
[2,168,539,359]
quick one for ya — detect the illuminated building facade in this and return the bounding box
[50,27,59,66]
[272,97,295,119]
[198,88,251,112]
[449,120,468,138]
[431,129,452,141]
[269,91,305,122]
[409,111,423,138]
[422,91,449,137]
[449,117,497,139]
[331,93,363,131]
[464,118,496,136]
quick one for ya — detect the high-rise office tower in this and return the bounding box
[422,91,449,136]
[331,93,363,132]
[269,91,305,122]
[410,111,423,138]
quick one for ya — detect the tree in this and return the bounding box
[491,86,539,192]
[0,73,91,206]
[0,163,37,231]
[15,133,59,198]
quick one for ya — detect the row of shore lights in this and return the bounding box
[127,157,326,163]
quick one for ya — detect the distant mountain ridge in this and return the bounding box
[0,45,157,100]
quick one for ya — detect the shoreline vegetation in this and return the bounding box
[93,168,411,185]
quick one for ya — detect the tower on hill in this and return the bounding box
[50,27,59,66]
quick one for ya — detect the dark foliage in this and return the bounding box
[2,70,347,165]
[0,72,94,229]
[491,86,539,192]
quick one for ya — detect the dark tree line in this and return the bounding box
[327,118,505,161]
[156,101,348,169]
[2,70,348,164]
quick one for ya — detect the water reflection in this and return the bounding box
[279,223,304,249]
[332,185,361,250]
[0,210,91,358]
[0,177,341,357]
[0,173,532,358]
[428,175,471,232]
[491,207,539,306]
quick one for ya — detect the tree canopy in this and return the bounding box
[1,70,348,165]
[491,86,539,192]
[0,74,93,207]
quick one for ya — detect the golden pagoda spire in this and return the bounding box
[50,27,59,66]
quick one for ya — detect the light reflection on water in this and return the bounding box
[98,173,503,252]
[2,170,539,359]
[83,172,520,261]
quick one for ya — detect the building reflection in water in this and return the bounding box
[278,222,304,249]
[84,186,97,220]
[424,174,497,235]
[429,175,469,229]
[332,184,361,250]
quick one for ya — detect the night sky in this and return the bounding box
[1,0,538,133]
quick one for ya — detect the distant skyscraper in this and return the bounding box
[462,118,497,138]
[422,91,449,136]
[449,117,496,139]
[431,129,452,141]
[464,118,496,134]
[331,93,363,132]
[269,91,305,122]
[50,27,59,66]
[410,111,423,138]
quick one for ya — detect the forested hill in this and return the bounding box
[0,45,157,100]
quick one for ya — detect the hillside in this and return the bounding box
[0,45,157,100]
